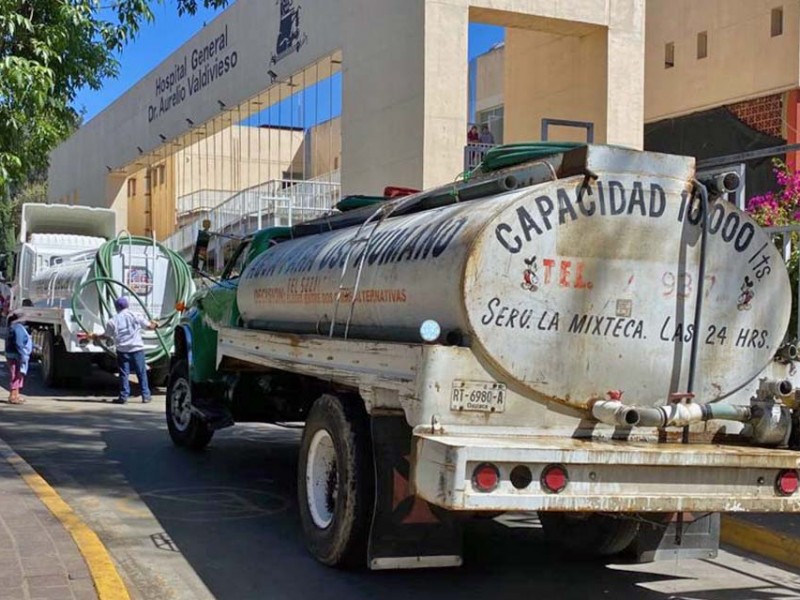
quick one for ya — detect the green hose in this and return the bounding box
[70,234,194,366]
[469,142,586,178]
[72,277,172,360]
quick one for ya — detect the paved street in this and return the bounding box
[1,361,800,600]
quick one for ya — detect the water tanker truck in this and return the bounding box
[10,203,194,387]
[168,143,800,569]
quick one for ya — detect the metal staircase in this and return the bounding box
[165,171,341,257]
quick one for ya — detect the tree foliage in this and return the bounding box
[0,0,229,188]
[0,178,46,262]
[747,160,800,340]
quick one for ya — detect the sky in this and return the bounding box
[73,2,505,124]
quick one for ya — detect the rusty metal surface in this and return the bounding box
[412,433,800,513]
[413,433,800,468]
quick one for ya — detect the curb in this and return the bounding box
[721,515,800,571]
[0,440,131,600]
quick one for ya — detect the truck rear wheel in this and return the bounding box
[166,360,213,450]
[41,330,63,387]
[298,394,373,568]
[538,512,640,557]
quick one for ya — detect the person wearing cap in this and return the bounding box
[91,297,158,404]
[4,313,32,404]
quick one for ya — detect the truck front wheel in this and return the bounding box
[166,360,213,450]
[298,394,373,568]
[538,512,640,557]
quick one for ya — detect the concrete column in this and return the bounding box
[422,2,470,188]
[341,0,427,195]
[341,0,470,195]
[106,174,129,234]
[606,0,645,149]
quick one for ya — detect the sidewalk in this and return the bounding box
[0,440,98,600]
[721,512,800,571]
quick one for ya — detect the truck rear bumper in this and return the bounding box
[411,433,800,513]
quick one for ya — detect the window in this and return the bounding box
[772,7,783,37]
[665,42,675,68]
[222,241,250,280]
[127,178,136,197]
[158,165,166,186]
[697,31,708,59]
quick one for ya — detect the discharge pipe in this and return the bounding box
[591,399,752,428]
[415,174,520,211]
[767,379,795,397]
[777,343,798,362]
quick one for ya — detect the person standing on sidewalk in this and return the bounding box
[91,297,158,404]
[4,313,32,405]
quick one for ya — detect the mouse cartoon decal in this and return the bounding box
[521,256,540,292]
[737,276,754,311]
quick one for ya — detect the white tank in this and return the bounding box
[238,147,791,410]
[28,244,180,330]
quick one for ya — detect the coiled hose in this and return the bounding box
[473,142,586,174]
[70,234,194,366]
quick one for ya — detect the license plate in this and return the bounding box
[450,381,506,413]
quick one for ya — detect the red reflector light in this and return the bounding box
[776,470,799,496]
[472,463,500,493]
[541,464,569,494]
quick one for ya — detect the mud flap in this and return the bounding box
[627,512,720,562]
[368,414,463,570]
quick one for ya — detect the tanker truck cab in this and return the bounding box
[172,228,291,398]
[166,143,800,571]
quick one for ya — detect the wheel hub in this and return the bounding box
[170,379,193,432]
[306,429,338,529]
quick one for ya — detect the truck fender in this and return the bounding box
[173,325,193,380]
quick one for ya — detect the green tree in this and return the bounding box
[0,178,47,252]
[0,0,228,252]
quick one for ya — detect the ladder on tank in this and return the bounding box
[328,194,421,339]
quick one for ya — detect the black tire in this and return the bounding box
[166,359,213,450]
[40,330,62,388]
[297,394,373,568]
[538,512,640,557]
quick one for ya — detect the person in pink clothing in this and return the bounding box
[5,313,32,404]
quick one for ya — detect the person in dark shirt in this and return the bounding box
[191,219,213,271]
[479,124,495,145]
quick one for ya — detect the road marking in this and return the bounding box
[141,486,289,521]
[0,443,131,600]
[721,515,800,571]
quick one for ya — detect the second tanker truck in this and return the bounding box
[10,203,194,387]
[167,143,800,569]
